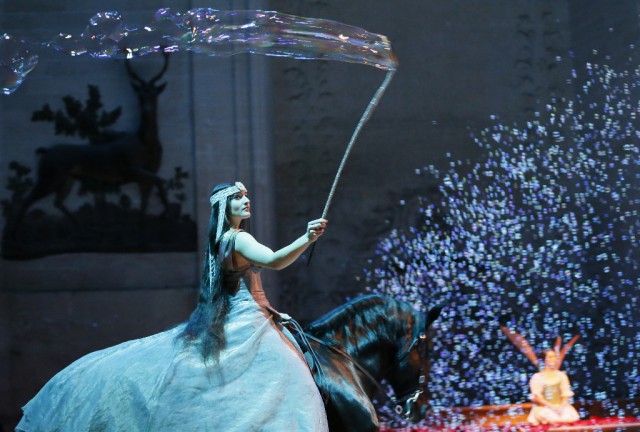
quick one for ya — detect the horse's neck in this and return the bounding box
[310,296,416,381]
[339,311,410,379]
[351,340,397,383]
[139,107,159,143]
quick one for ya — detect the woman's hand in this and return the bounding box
[306,218,327,243]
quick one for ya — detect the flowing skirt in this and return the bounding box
[527,404,580,425]
[17,288,328,432]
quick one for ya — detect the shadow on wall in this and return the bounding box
[1,54,197,259]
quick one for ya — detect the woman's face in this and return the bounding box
[544,350,558,370]
[228,189,251,220]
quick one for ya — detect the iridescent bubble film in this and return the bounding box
[365,56,640,425]
[1,8,396,94]
[0,34,38,94]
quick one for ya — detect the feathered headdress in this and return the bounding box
[499,314,580,369]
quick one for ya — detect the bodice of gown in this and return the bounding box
[219,229,275,313]
[542,382,562,404]
[223,264,274,312]
[530,370,572,405]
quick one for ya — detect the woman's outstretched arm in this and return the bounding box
[234,218,327,270]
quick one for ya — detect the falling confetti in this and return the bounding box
[365,56,640,424]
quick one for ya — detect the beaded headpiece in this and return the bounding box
[209,181,247,242]
[207,182,247,295]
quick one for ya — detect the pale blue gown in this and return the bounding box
[16,231,328,432]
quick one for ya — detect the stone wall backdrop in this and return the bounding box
[1,0,639,430]
[271,0,576,318]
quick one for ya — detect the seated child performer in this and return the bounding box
[500,319,580,426]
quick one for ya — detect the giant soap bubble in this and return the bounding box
[0,8,397,94]
[0,34,38,95]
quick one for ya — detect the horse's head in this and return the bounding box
[385,303,443,423]
[304,295,444,429]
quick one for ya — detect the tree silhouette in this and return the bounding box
[31,84,122,144]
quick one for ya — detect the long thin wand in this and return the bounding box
[307,69,396,265]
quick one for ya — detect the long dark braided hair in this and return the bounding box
[178,183,249,361]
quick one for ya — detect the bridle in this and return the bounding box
[389,330,429,420]
[389,303,443,420]
[290,302,442,423]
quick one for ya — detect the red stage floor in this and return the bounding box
[382,417,640,432]
[381,399,640,431]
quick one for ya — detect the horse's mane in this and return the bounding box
[306,295,421,356]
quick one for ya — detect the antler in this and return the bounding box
[125,50,170,85]
[500,326,539,368]
[558,334,580,368]
[124,57,144,85]
[554,336,562,353]
[149,50,170,84]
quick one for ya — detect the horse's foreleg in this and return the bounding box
[138,182,152,225]
[155,181,170,216]
[53,178,81,229]
[132,169,168,221]
[10,174,60,231]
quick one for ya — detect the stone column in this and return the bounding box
[191,0,279,305]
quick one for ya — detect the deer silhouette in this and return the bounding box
[11,52,171,230]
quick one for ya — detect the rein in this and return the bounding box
[302,331,388,396]
[302,329,428,420]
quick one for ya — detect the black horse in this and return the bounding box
[300,295,442,432]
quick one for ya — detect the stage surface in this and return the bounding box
[383,417,640,432]
[382,401,640,432]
